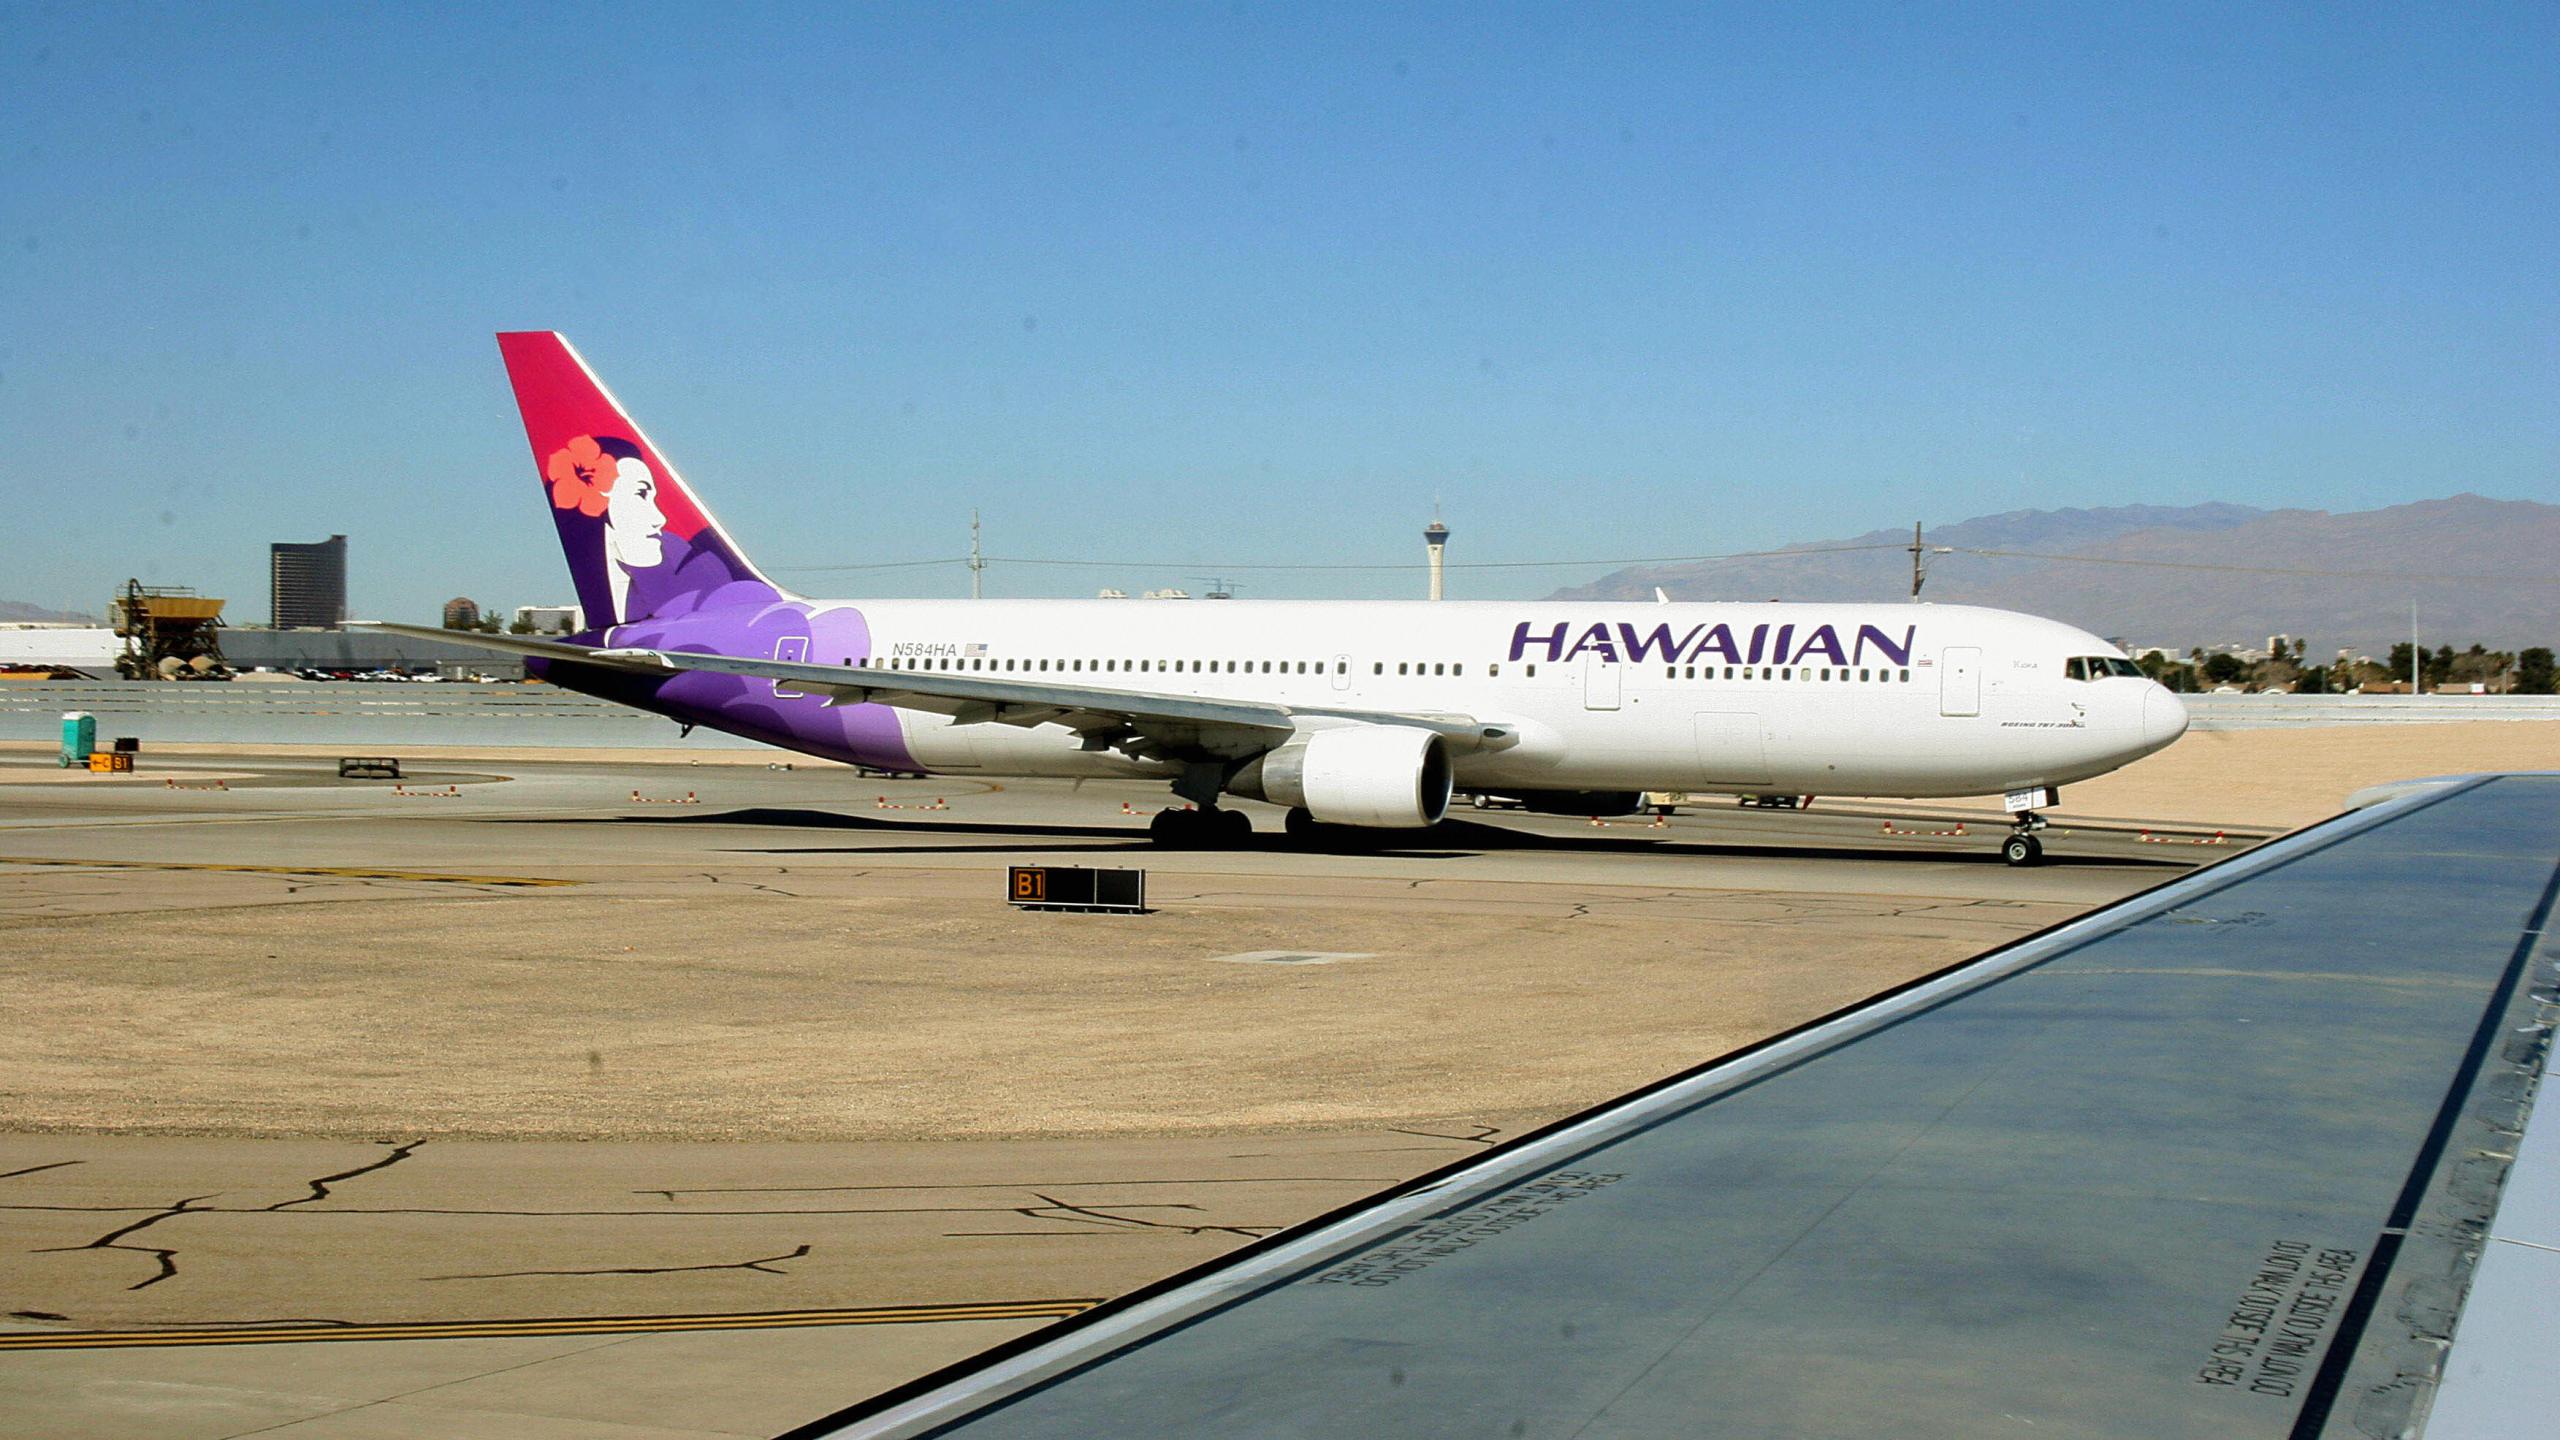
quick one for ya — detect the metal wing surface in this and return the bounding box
[784,773,2560,1440]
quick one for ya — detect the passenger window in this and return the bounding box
[1489,663,1499,677]
[1526,663,1537,677]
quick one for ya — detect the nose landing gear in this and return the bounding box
[2001,811,2049,867]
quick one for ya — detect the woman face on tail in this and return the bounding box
[605,456,667,570]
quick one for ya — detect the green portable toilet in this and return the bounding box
[61,712,95,768]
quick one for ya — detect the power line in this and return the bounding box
[769,543,2555,587]
[775,543,1905,576]
[771,557,971,573]
[1946,547,2559,586]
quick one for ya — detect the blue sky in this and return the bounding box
[5,2,2553,621]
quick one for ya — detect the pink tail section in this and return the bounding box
[496,332,779,630]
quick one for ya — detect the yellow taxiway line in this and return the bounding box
[0,1298,1099,1350]
[0,856,576,887]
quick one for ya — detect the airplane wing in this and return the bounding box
[356,623,1517,759]
[783,772,2560,1440]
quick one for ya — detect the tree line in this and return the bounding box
[2135,641,2556,695]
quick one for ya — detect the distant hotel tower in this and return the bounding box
[271,534,347,629]
[1424,509,1450,601]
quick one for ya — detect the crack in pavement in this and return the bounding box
[264,1138,427,1210]
[1388,1125,1503,1146]
[35,1194,216,1290]
[0,1160,83,1181]
[1,1201,1118,1219]
[957,1193,1278,1241]
[633,1175,1395,1201]
[692,871,806,898]
[164,1316,359,1328]
[424,1243,813,1281]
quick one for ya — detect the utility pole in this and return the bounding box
[2410,599,2419,698]
[1909,522,1926,599]
[969,509,984,600]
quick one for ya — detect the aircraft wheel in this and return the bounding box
[2001,833,2043,867]
[1148,809,1196,847]
[1215,808,1252,846]
[1284,807,1322,844]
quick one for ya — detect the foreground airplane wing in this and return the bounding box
[359,623,1513,753]
[785,772,2559,1440]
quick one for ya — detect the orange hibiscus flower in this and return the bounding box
[545,435,618,516]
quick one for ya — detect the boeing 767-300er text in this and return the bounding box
[371,332,2189,864]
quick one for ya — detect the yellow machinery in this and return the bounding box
[110,580,230,680]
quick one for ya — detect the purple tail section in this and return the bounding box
[494,332,918,772]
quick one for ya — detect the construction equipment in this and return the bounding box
[110,580,230,680]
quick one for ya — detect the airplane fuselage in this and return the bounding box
[568,597,2188,802]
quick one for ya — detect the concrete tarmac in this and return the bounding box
[1,752,2211,1438]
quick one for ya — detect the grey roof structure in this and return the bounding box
[788,773,2559,1440]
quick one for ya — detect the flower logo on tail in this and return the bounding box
[546,435,617,516]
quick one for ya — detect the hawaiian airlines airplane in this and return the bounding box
[373,333,2189,865]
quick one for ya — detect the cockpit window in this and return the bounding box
[2065,655,2143,681]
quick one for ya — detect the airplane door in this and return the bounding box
[1583,650,1621,711]
[1940,646,1981,717]
[1693,711,1771,784]
[1330,653,1351,692]
[771,636,810,697]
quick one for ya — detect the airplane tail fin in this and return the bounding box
[495,332,786,632]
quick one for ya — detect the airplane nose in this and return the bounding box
[2142,686,2189,747]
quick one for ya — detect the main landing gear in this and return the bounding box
[1148,806,1252,849]
[2001,812,2049,867]
[1146,761,1255,848]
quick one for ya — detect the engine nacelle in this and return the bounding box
[1233,725,1453,828]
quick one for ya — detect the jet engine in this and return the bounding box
[1232,725,1453,828]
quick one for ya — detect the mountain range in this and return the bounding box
[0,601,97,624]
[1546,494,2559,657]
